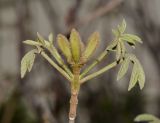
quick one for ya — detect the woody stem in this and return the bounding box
[69,65,81,123]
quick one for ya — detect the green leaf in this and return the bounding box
[118,19,126,34]
[112,29,119,37]
[23,40,42,46]
[21,49,36,78]
[137,62,145,90]
[48,33,53,44]
[57,34,72,62]
[127,54,145,91]
[117,57,130,80]
[70,29,81,63]
[106,40,118,51]
[128,63,139,91]
[122,34,142,43]
[44,40,51,47]
[83,32,100,60]
[121,35,136,46]
[116,42,121,60]
[37,32,45,44]
[134,114,160,123]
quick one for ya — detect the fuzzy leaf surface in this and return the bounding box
[70,29,81,63]
[83,32,100,60]
[57,34,72,62]
[21,49,36,78]
[117,57,130,80]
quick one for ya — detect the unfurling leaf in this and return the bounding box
[48,33,54,44]
[128,63,139,91]
[44,40,51,47]
[21,49,36,78]
[57,34,72,62]
[70,29,81,63]
[112,29,119,37]
[83,32,100,61]
[137,62,145,90]
[121,34,142,44]
[118,19,126,34]
[23,40,42,46]
[134,114,160,123]
[107,40,118,51]
[127,54,145,91]
[117,57,130,80]
[37,32,45,44]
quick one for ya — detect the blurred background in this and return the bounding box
[0,0,160,123]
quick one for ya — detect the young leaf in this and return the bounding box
[128,63,139,91]
[106,40,118,51]
[117,57,130,80]
[21,49,36,78]
[57,34,72,62]
[37,32,45,44]
[121,35,136,46]
[127,54,145,90]
[122,34,142,43]
[112,29,119,37]
[23,40,42,46]
[116,42,121,60]
[118,19,126,34]
[134,114,160,122]
[48,33,53,44]
[137,62,145,90]
[70,29,81,63]
[83,32,100,60]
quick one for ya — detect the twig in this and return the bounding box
[41,51,72,82]
[80,49,109,78]
[80,61,118,83]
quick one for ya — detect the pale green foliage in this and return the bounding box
[23,40,42,46]
[48,33,54,44]
[106,40,118,51]
[57,34,72,62]
[128,54,145,90]
[37,32,45,45]
[20,19,146,123]
[21,19,145,91]
[21,49,36,78]
[117,56,130,80]
[83,32,100,61]
[70,29,81,63]
[107,19,145,91]
[135,114,160,123]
